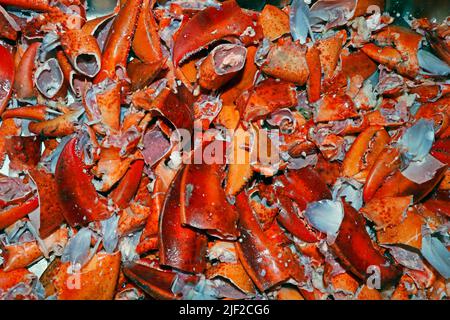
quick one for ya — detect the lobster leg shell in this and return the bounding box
[60,29,101,78]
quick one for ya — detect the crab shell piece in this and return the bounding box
[258,4,289,41]
[55,137,110,226]
[172,0,262,67]
[0,44,14,115]
[159,169,208,274]
[331,200,402,287]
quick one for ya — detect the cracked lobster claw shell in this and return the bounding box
[159,168,208,274]
[60,29,102,78]
[276,167,332,210]
[172,0,262,67]
[363,26,423,78]
[0,195,38,230]
[132,0,163,65]
[371,161,447,203]
[109,159,144,209]
[0,44,13,115]
[363,145,402,203]
[238,78,297,122]
[180,147,239,240]
[28,167,66,238]
[274,167,331,242]
[123,259,179,300]
[132,83,195,132]
[94,0,143,83]
[5,136,41,171]
[14,43,39,101]
[47,252,121,300]
[55,137,110,227]
[234,192,291,292]
[342,125,390,180]
[261,38,309,85]
[331,200,402,288]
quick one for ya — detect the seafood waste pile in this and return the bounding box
[0,0,449,300]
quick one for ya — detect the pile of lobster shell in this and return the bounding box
[0,0,449,300]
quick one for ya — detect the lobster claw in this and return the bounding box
[123,259,180,300]
[274,167,332,242]
[331,200,402,288]
[94,0,143,83]
[0,195,38,230]
[172,0,262,67]
[132,0,163,66]
[234,192,291,292]
[28,108,84,138]
[159,169,208,274]
[363,145,402,202]
[0,44,14,115]
[362,26,423,78]
[109,159,145,209]
[55,137,110,226]
[180,150,239,240]
[14,42,40,101]
[342,125,390,181]
[4,136,41,171]
[41,252,121,300]
[28,167,66,238]
[261,38,309,85]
